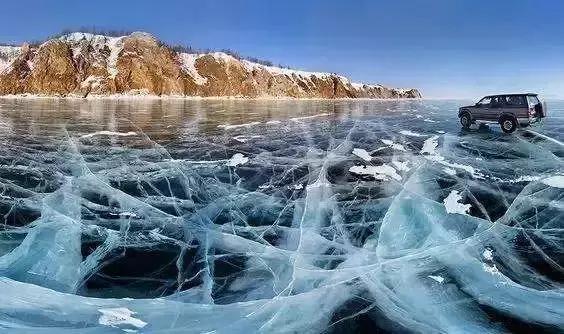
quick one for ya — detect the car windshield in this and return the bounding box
[477,97,491,105]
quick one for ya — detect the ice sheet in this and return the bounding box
[0,99,562,333]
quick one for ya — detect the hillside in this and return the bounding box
[0,32,421,99]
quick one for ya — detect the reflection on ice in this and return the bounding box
[0,98,562,333]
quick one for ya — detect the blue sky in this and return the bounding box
[1,0,563,98]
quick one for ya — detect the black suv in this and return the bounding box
[458,94,546,133]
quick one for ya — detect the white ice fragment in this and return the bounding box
[349,164,401,181]
[98,308,147,329]
[443,190,471,215]
[292,184,304,190]
[80,131,137,139]
[381,139,406,151]
[420,135,439,155]
[444,168,456,175]
[483,248,494,261]
[227,153,249,167]
[218,122,261,130]
[427,275,445,283]
[266,120,281,124]
[541,175,564,188]
[399,130,425,137]
[352,148,372,161]
[436,130,446,134]
[423,118,437,123]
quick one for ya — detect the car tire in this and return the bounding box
[460,112,472,129]
[499,116,517,133]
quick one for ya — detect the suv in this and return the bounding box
[458,94,546,133]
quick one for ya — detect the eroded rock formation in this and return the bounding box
[0,32,421,99]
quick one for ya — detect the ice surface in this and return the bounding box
[0,98,562,333]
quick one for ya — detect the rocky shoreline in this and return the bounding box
[0,32,421,99]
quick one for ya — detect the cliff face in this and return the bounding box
[0,32,421,99]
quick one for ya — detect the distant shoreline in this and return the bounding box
[0,94,422,101]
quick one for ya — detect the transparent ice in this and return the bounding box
[0,99,562,333]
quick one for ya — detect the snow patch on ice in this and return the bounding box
[483,263,502,276]
[443,190,471,215]
[421,135,439,155]
[541,175,564,188]
[400,130,425,137]
[98,307,147,330]
[381,139,406,151]
[233,135,262,143]
[444,168,456,175]
[483,248,494,261]
[427,154,482,179]
[428,275,445,283]
[349,164,401,181]
[352,148,372,161]
[227,153,249,167]
[392,160,410,172]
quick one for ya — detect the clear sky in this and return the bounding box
[2,0,563,98]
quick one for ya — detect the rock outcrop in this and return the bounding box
[0,32,421,99]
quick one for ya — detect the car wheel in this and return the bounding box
[499,116,517,133]
[460,112,471,129]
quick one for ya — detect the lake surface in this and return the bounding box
[0,98,562,333]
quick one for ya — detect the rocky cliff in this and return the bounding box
[0,32,421,99]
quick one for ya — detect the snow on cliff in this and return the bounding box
[0,46,22,73]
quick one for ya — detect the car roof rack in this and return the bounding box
[484,93,538,98]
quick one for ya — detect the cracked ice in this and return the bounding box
[0,98,562,333]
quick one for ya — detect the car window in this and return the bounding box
[506,95,526,106]
[490,96,503,107]
[477,97,491,106]
[527,95,540,106]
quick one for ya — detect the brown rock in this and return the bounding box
[0,31,421,99]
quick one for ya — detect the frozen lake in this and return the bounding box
[0,98,562,333]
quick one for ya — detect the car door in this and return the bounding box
[488,96,504,120]
[473,96,491,120]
